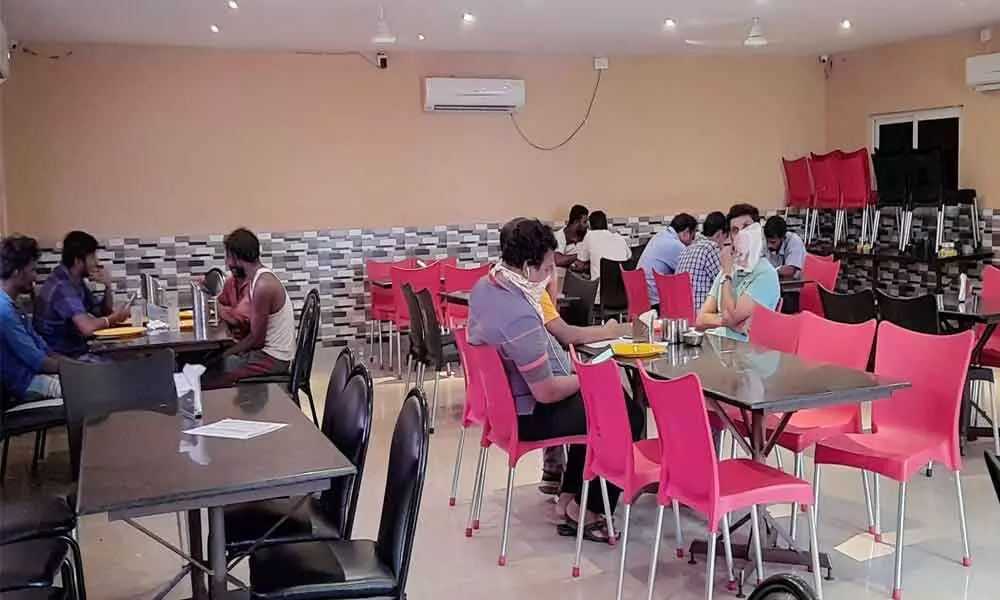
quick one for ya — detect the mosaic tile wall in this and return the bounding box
[27,207,995,346]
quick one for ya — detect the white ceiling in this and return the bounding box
[4,0,1000,56]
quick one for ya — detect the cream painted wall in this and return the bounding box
[826,27,1000,205]
[2,46,826,242]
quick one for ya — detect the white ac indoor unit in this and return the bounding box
[966,53,1000,92]
[423,77,525,113]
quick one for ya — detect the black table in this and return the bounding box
[778,279,813,314]
[88,325,235,355]
[77,383,356,599]
[578,335,907,585]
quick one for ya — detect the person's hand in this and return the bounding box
[602,318,631,339]
[720,243,734,278]
[91,266,113,287]
[109,305,131,324]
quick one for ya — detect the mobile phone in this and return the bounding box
[126,291,139,306]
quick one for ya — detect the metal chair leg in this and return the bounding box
[862,470,876,537]
[396,330,403,378]
[387,322,394,372]
[989,380,1000,456]
[721,514,736,591]
[813,463,822,522]
[473,448,489,529]
[403,356,412,397]
[645,503,665,598]
[449,426,467,507]
[31,431,44,477]
[892,481,908,600]
[571,481,592,578]
[465,445,488,536]
[672,499,684,558]
[955,471,971,567]
[705,530,719,600]
[430,370,441,434]
[936,208,945,254]
[790,452,802,543]
[599,477,617,542]
[615,504,632,600]
[750,505,764,584]
[807,506,824,599]
[367,319,375,358]
[498,466,515,566]
[874,474,882,542]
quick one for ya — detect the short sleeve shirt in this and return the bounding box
[675,237,722,310]
[540,292,560,324]
[467,276,571,415]
[706,260,781,341]
[638,228,686,303]
[34,264,108,357]
[768,232,807,273]
[1,289,50,399]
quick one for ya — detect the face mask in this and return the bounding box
[733,222,764,274]
[491,263,550,319]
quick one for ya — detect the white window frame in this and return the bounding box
[871,106,963,180]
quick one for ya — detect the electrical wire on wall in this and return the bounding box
[510,69,603,151]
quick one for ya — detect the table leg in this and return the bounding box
[208,507,227,599]
[188,510,208,600]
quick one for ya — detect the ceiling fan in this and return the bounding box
[684,17,779,48]
[371,4,397,46]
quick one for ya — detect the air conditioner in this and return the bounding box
[966,53,1000,92]
[0,20,9,83]
[423,77,525,113]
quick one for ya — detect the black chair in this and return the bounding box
[201,267,227,297]
[875,290,939,335]
[240,289,322,425]
[597,257,630,321]
[630,243,648,262]
[560,271,599,327]
[415,289,460,434]
[987,451,1000,505]
[747,574,818,600]
[60,349,178,480]
[1,390,65,485]
[872,148,912,251]
[249,388,430,600]
[0,495,84,600]
[400,284,428,394]
[819,287,877,325]
[224,360,374,557]
[909,147,947,252]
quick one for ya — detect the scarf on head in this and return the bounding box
[734,222,764,274]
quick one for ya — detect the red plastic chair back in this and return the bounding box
[453,328,489,429]
[749,305,801,354]
[640,369,723,525]
[782,156,814,209]
[572,350,636,483]
[983,265,1000,302]
[803,254,840,290]
[367,258,416,319]
[621,267,652,321]
[391,265,443,327]
[653,271,696,322]
[810,151,842,209]
[462,340,520,457]
[443,263,490,293]
[872,322,975,470]
[797,311,876,372]
[836,148,872,209]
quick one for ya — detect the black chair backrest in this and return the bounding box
[561,271,599,327]
[320,364,374,540]
[630,243,648,261]
[60,349,178,479]
[415,288,446,367]
[400,284,427,361]
[819,287,877,325]
[872,149,910,208]
[875,289,940,335]
[747,574,818,600]
[202,268,227,297]
[376,387,429,591]
[290,289,321,396]
[910,147,944,206]
[986,451,1000,506]
[599,258,629,312]
[320,347,354,429]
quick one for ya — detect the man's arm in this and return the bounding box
[3,312,54,376]
[776,265,801,279]
[696,295,723,330]
[779,235,806,280]
[500,313,578,404]
[554,251,577,268]
[546,317,628,346]
[223,275,276,357]
[528,374,580,405]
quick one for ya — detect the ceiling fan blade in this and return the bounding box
[683,39,746,47]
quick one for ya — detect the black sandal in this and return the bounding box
[538,470,562,495]
[556,516,615,545]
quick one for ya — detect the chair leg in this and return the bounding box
[790,452,802,543]
[65,536,88,600]
[935,207,944,254]
[367,319,375,359]
[705,530,719,600]
[807,505,824,600]
[874,474,882,542]
[304,388,319,426]
[645,503,665,598]
[955,471,971,567]
[989,380,1000,456]
[473,447,489,529]
[749,504,764,584]
[466,445,487,536]
[672,499,684,558]
[430,370,441,434]
[403,355,412,396]
[774,448,784,471]
[396,331,403,378]
[599,477,617,543]
[812,463,822,524]
[386,321,394,371]
[862,470,876,538]
[31,431,44,477]
[0,436,9,485]
[615,504,633,600]
[449,426,467,507]
[721,513,736,591]
[571,479,592,577]
[498,466,515,566]
[892,481,908,600]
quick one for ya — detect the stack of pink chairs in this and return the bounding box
[782,156,814,240]
[783,148,874,247]
[800,254,842,316]
[442,263,490,328]
[366,257,416,369]
[653,271,696,322]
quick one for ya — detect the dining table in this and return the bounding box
[76,383,356,600]
[88,324,235,356]
[577,334,908,589]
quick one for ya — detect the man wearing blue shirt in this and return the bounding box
[1,236,63,403]
[638,213,698,303]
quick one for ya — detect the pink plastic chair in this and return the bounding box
[568,350,679,597]
[459,340,587,566]
[814,322,975,600]
[449,329,491,512]
[976,264,1000,365]
[783,156,814,212]
[837,148,875,245]
[653,271,696,322]
[800,254,841,316]
[748,305,801,354]
[443,263,490,328]
[620,267,652,321]
[366,257,416,368]
[640,368,822,598]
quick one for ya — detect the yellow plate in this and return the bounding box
[93,326,147,338]
[610,342,666,359]
[180,319,194,329]
[179,309,194,319]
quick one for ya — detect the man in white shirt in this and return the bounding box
[554,204,589,269]
[573,211,630,303]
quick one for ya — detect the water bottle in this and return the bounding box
[191,283,208,337]
[167,292,181,332]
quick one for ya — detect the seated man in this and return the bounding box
[572,210,630,304]
[764,215,807,280]
[554,204,589,270]
[218,271,251,338]
[1,236,64,404]
[696,204,780,341]
[468,218,642,540]
[638,213,698,304]
[202,228,296,389]
[676,211,727,309]
[34,230,130,358]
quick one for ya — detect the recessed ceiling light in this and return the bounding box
[840,19,852,30]
[462,12,476,24]
[210,24,221,33]
[227,0,239,9]
[664,18,677,30]
[417,33,426,41]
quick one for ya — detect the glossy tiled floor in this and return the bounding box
[4,345,1000,600]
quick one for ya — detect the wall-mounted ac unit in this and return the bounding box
[423,77,525,113]
[966,53,1000,92]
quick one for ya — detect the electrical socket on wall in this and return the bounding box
[981,28,993,43]
[593,56,609,70]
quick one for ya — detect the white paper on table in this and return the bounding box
[183,418,287,440]
[174,373,192,397]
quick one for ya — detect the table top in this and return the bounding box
[581,335,907,413]
[77,383,355,519]
[938,294,1000,324]
[779,279,813,292]
[88,325,234,354]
